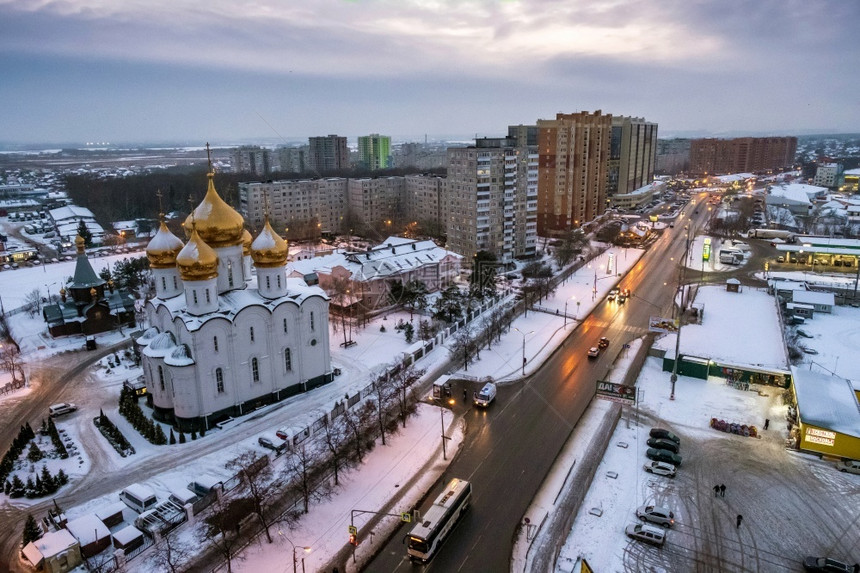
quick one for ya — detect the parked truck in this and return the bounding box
[748,229,796,243]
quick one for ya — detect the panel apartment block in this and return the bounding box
[239,178,347,235]
[689,136,797,175]
[347,177,405,228]
[537,111,611,237]
[358,134,392,170]
[405,174,447,232]
[231,146,271,176]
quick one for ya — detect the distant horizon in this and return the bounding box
[1,129,856,153]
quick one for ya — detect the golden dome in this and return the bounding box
[75,235,85,254]
[147,221,185,268]
[176,227,219,281]
[250,218,288,268]
[183,172,245,248]
[242,229,253,257]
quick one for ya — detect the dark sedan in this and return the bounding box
[646,448,682,467]
[647,438,680,454]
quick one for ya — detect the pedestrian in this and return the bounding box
[720,484,726,497]
[736,514,743,528]
[764,418,770,430]
[463,388,468,401]
[713,485,719,497]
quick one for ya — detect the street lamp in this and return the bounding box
[514,328,534,376]
[564,296,576,326]
[278,532,311,573]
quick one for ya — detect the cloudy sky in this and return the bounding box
[1,0,857,145]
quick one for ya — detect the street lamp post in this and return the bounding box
[278,532,311,573]
[514,328,534,376]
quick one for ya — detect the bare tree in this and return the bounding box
[341,401,375,464]
[370,376,397,445]
[24,289,41,317]
[451,325,476,371]
[389,359,425,428]
[283,442,323,514]
[320,414,348,486]
[150,527,192,573]
[226,452,281,544]
[0,344,25,385]
[201,494,252,573]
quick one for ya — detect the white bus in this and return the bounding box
[406,478,472,563]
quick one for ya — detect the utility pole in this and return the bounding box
[670,224,692,400]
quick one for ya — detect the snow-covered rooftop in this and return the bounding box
[792,290,834,306]
[112,525,144,546]
[654,285,789,372]
[49,205,95,222]
[66,513,110,545]
[792,367,860,438]
[22,529,78,563]
[767,183,826,205]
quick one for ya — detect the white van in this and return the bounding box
[120,484,157,513]
[168,487,199,506]
[473,382,497,407]
[48,403,77,417]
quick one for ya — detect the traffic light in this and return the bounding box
[349,534,357,546]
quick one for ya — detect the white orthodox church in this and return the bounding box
[139,169,332,432]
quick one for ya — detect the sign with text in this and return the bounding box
[805,427,835,447]
[596,380,636,404]
[649,316,678,333]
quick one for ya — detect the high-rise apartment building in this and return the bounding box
[689,137,797,175]
[446,136,537,263]
[358,134,391,170]
[231,146,271,176]
[537,111,611,237]
[275,145,309,173]
[308,135,350,173]
[239,178,347,236]
[608,116,657,196]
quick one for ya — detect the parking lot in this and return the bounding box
[559,358,860,572]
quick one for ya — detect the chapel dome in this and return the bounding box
[242,229,253,257]
[146,221,185,268]
[183,172,244,248]
[250,219,288,268]
[176,227,219,281]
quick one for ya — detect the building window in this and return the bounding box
[310,312,315,331]
[251,358,259,382]
[228,260,234,288]
[158,366,165,391]
[266,276,270,289]
[216,368,225,393]
[250,327,255,342]
[161,277,166,290]
[284,348,292,371]
[173,276,178,289]
[213,336,219,352]
[277,275,282,288]
[283,318,288,334]
[193,290,198,304]
[205,289,211,303]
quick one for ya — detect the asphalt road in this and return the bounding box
[365,202,713,571]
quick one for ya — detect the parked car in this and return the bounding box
[649,428,681,444]
[607,289,619,301]
[835,459,860,475]
[646,448,682,466]
[643,461,676,478]
[48,403,77,418]
[647,438,680,454]
[636,505,675,527]
[258,435,287,453]
[625,523,666,546]
[617,294,627,304]
[802,556,852,572]
[587,347,600,358]
[598,337,610,349]
[797,329,813,339]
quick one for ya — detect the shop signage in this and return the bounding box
[805,427,835,447]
